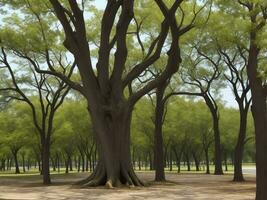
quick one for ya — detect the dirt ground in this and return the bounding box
[0,172,255,200]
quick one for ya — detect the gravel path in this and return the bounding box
[0,172,255,200]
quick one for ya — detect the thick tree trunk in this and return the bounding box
[78,103,143,187]
[246,38,267,200]
[233,110,248,182]
[253,94,267,200]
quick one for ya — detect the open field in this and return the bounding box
[0,171,256,200]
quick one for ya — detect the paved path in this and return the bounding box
[243,167,256,175]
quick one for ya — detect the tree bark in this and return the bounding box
[233,109,248,181]
[78,103,143,187]
[12,150,20,174]
[154,82,167,181]
[184,152,191,171]
[224,151,228,172]
[57,154,60,173]
[48,0,184,188]
[169,149,173,172]
[192,152,200,171]
[246,31,267,200]
[204,148,210,174]
[69,156,73,171]
[173,147,182,173]
[41,141,51,184]
[205,96,223,175]
[65,158,69,174]
[22,154,26,173]
[78,156,81,172]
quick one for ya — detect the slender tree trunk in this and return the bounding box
[138,156,141,171]
[224,152,228,172]
[1,159,6,171]
[41,141,51,184]
[22,154,26,173]
[65,158,69,174]
[192,152,200,171]
[27,158,30,171]
[75,156,77,170]
[37,160,41,172]
[81,155,85,172]
[154,82,167,181]
[89,157,92,172]
[69,156,73,171]
[185,153,191,171]
[78,156,81,172]
[85,157,89,171]
[12,151,20,174]
[57,154,60,173]
[148,151,153,171]
[169,149,173,172]
[233,109,248,182]
[206,101,223,175]
[145,153,149,170]
[173,146,183,173]
[132,147,135,170]
[204,149,210,174]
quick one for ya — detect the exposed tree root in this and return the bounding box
[76,163,144,188]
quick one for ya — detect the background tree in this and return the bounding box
[215,1,267,198]
[0,47,72,184]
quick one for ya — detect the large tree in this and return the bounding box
[0,0,209,187]
[37,0,208,187]
[215,1,267,198]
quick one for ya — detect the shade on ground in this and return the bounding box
[0,172,255,200]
